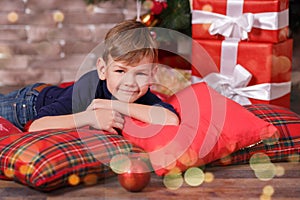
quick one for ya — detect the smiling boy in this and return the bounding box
[0,20,179,132]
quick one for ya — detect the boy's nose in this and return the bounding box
[122,73,136,85]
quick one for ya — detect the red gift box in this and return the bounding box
[191,38,293,108]
[192,0,289,43]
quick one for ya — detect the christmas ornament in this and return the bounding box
[149,0,167,15]
[118,158,151,192]
[140,0,191,36]
[140,13,159,27]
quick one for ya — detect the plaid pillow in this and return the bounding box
[244,104,300,138]
[209,104,300,166]
[0,128,142,191]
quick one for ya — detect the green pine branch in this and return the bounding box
[156,0,191,36]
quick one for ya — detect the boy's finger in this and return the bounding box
[108,127,118,135]
[115,115,124,124]
[112,121,123,130]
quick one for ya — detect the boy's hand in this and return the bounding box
[87,99,113,111]
[87,108,124,134]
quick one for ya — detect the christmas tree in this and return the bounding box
[84,0,191,36]
[83,0,299,36]
[143,0,191,36]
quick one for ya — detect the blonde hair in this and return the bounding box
[103,20,158,65]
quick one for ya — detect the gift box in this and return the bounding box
[192,0,289,43]
[191,38,293,108]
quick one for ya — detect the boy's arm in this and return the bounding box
[28,113,81,132]
[28,108,124,133]
[88,99,179,125]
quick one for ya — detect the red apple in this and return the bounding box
[118,158,151,192]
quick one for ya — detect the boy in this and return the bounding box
[0,20,179,133]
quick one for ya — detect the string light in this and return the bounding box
[58,40,66,58]
[22,0,31,14]
[7,11,19,23]
[25,8,31,14]
[53,10,65,29]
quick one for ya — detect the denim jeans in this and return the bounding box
[0,83,43,130]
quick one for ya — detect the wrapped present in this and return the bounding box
[192,0,289,43]
[191,38,293,108]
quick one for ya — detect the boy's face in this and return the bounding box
[97,56,156,102]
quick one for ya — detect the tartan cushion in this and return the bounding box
[209,137,300,166]
[0,128,142,191]
[209,104,300,166]
[244,104,300,138]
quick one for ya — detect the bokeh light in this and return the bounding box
[19,164,34,176]
[263,185,275,197]
[249,153,271,171]
[184,167,205,187]
[275,165,285,177]
[177,148,198,167]
[260,194,272,200]
[167,167,182,176]
[204,172,215,183]
[219,155,232,165]
[53,10,64,23]
[110,154,131,174]
[142,0,154,10]
[184,167,205,186]
[163,173,183,190]
[68,174,80,186]
[250,153,276,181]
[4,168,14,179]
[7,11,18,23]
[83,174,98,186]
[288,153,300,163]
[254,163,276,181]
[202,4,213,12]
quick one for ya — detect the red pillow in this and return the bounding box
[122,83,278,175]
[0,117,22,135]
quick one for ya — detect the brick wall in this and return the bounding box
[0,0,299,89]
[0,0,138,86]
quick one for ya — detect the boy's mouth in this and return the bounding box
[118,88,138,95]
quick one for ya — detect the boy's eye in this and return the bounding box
[115,69,125,74]
[136,72,149,76]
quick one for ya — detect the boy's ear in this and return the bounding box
[96,58,106,80]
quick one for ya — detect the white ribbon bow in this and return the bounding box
[192,9,289,40]
[209,13,254,40]
[195,65,291,105]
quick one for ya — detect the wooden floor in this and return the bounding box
[1,75,300,199]
[0,162,299,200]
